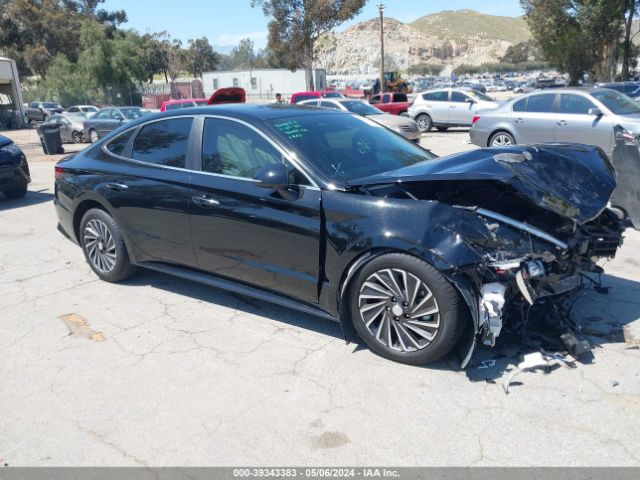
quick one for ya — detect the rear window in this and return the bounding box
[106,129,135,156]
[423,91,448,102]
[132,118,193,168]
[526,94,556,113]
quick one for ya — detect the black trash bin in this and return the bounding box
[38,124,63,155]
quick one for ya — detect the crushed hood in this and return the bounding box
[350,144,617,224]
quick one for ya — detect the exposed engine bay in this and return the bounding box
[349,143,633,365]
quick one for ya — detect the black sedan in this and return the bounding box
[54,105,634,366]
[0,134,30,199]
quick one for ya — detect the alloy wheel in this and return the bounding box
[416,115,431,132]
[491,133,513,147]
[72,131,82,143]
[89,130,98,143]
[358,268,440,352]
[83,219,117,273]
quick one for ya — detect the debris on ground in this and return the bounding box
[502,351,577,394]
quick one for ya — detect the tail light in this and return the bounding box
[54,165,64,180]
[472,115,480,125]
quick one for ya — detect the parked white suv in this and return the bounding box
[408,88,501,132]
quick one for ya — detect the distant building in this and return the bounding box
[202,68,327,101]
[0,57,25,129]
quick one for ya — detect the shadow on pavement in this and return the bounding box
[0,189,54,210]
[123,269,345,341]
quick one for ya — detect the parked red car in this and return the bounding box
[208,87,246,105]
[290,91,344,104]
[369,92,411,115]
[160,98,209,112]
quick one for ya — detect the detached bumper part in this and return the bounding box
[479,282,506,347]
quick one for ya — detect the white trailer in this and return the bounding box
[202,68,327,102]
[0,57,25,129]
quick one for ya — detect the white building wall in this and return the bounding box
[202,68,327,101]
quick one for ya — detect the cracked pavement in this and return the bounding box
[1,129,639,466]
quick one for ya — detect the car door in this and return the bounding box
[512,93,558,144]
[104,108,126,136]
[422,91,450,124]
[449,91,476,125]
[56,116,72,142]
[98,117,197,267]
[189,116,322,304]
[91,109,112,135]
[555,93,614,154]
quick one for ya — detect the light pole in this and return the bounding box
[378,3,385,93]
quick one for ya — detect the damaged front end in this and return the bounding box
[350,143,632,365]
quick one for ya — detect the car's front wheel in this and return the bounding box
[349,253,466,365]
[415,114,433,132]
[489,131,515,147]
[80,208,137,282]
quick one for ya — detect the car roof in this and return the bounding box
[114,104,346,125]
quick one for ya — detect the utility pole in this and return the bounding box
[378,3,385,93]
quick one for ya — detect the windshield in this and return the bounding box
[592,90,640,114]
[268,113,435,183]
[120,107,152,119]
[43,102,61,109]
[468,90,494,101]
[322,92,343,98]
[340,100,383,116]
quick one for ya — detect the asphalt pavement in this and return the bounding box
[1,128,639,466]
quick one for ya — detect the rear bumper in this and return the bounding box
[54,184,78,244]
[0,161,31,191]
[469,127,489,147]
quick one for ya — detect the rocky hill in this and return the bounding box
[315,9,531,76]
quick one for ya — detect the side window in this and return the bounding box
[560,94,595,115]
[132,118,193,168]
[394,93,408,102]
[423,91,448,102]
[67,107,77,112]
[95,109,111,119]
[30,102,38,109]
[111,109,124,120]
[451,91,470,103]
[201,118,281,178]
[382,94,391,103]
[370,95,381,104]
[106,128,135,156]
[513,97,527,112]
[526,94,556,113]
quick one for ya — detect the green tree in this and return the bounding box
[252,0,366,90]
[185,37,220,77]
[230,38,256,70]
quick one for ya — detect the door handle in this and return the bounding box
[192,195,220,207]
[449,105,456,108]
[515,118,525,124]
[557,120,568,126]
[106,182,128,191]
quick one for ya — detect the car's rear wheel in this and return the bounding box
[72,131,83,143]
[415,114,432,132]
[2,184,28,199]
[349,253,466,365]
[80,208,137,282]
[89,129,99,143]
[489,131,515,147]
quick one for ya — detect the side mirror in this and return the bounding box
[465,98,476,103]
[588,107,603,117]
[255,163,289,190]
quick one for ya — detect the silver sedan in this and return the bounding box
[470,87,640,157]
[298,98,422,142]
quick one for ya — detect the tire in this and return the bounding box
[348,253,466,365]
[436,127,449,132]
[415,114,432,132]
[80,208,137,282]
[3,184,28,199]
[71,131,83,143]
[89,129,99,143]
[489,131,515,147]
[43,114,49,122]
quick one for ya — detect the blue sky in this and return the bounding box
[103,0,524,51]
